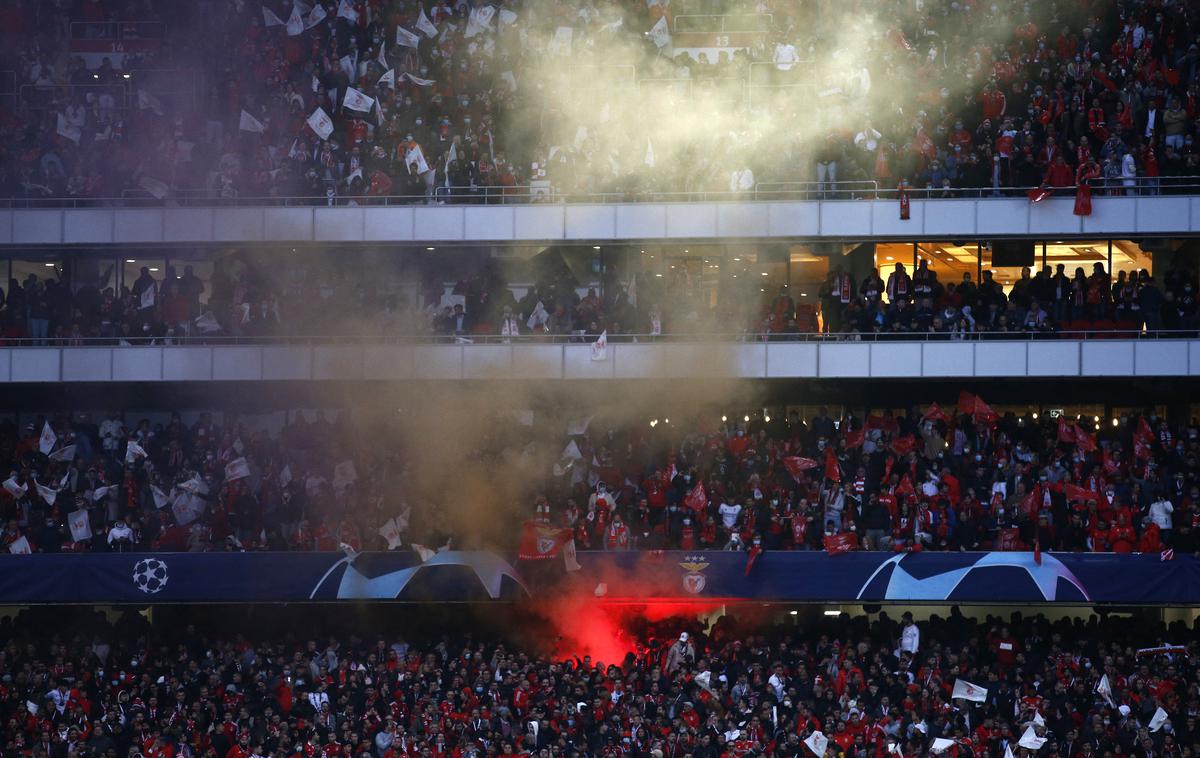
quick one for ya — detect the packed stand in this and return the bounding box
[2,0,1199,203]
[813,262,1198,338]
[540,395,1197,555]
[4,606,1200,757]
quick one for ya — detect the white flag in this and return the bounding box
[225,458,251,481]
[396,25,421,47]
[151,485,170,509]
[172,495,202,526]
[278,464,293,488]
[1003,746,1015,758]
[802,731,828,757]
[194,311,222,334]
[138,175,170,200]
[56,113,82,144]
[412,543,436,562]
[930,739,955,754]
[1033,712,1045,727]
[8,536,31,555]
[464,5,495,37]
[305,2,326,28]
[137,89,164,115]
[333,460,358,491]
[49,444,75,462]
[548,26,573,55]
[39,421,56,455]
[951,679,988,703]
[342,86,375,112]
[404,143,430,174]
[179,473,209,495]
[645,138,655,167]
[239,110,266,133]
[563,538,581,571]
[68,509,92,542]
[647,16,671,48]
[307,107,334,140]
[591,330,608,361]
[401,72,435,86]
[262,6,285,26]
[3,477,26,501]
[339,53,356,79]
[91,485,113,502]
[286,4,304,34]
[125,440,147,464]
[567,415,594,436]
[1150,707,1169,732]
[1097,674,1115,707]
[527,301,548,330]
[26,700,38,715]
[1017,727,1047,750]
[337,0,357,22]
[378,517,403,550]
[378,68,395,88]
[562,440,583,460]
[34,481,57,506]
[499,8,517,26]
[416,7,438,37]
[59,470,71,490]
[140,284,156,310]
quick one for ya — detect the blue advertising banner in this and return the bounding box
[0,550,1193,604]
[574,551,1200,604]
[0,551,528,603]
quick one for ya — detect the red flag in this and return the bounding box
[972,395,998,425]
[1063,483,1099,504]
[1136,417,1154,442]
[782,456,819,481]
[1074,425,1097,452]
[824,448,841,483]
[1021,484,1042,518]
[890,435,917,456]
[1134,436,1151,461]
[844,428,865,450]
[1027,186,1053,203]
[1057,417,1076,444]
[744,544,763,575]
[896,474,915,496]
[921,403,946,422]
[956,390,976,417]
[683,482,708,513]
[823,532,858,555]
[517,521,573,560]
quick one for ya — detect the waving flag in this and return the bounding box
[921,402,946,422]
[782,456,819,481]
[285,5,304,35]
[307,107,334,140]
[802,731,828,757]
[68,509,92,542]
[824,447,841,483]
[225,457,251,481]
[305,3,326,28]
[262,6,285,26]
[342,87,375,112]
[1074,424,1097,452]
[591,331,608,361]
[48,445,75,462]
[8,536,31,555]
[518,521,572,560]
[416,7,438,37]
[239,110,266,133]
[396,25,420,47]
[647,16,671,48]
[683,482,708,513]
[951,679,988,702]
[39,422,56,455]
[1096,674,1115,707]
[125,440,147,464]
[337,0,357,22]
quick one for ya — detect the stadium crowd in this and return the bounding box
[1,606,1197,757]
[1,257,1198,343]
[1,0,1199,202]
[2,392,1198,557]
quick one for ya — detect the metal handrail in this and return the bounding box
[0,329,1194,348]
[672,13,774,34]
[7,177,1200,208]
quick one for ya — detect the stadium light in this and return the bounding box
[823,610,840,617]
[1032,412,1038,419]
[721,415,727,422]
[789,610,798,616]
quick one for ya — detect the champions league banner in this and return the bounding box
[575,551,1200,604]
[0,551,529,603]
[0,550,1195,603]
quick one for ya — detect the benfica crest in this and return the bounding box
[679,556,710,595]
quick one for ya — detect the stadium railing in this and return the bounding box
[6,178,1200,208]
[0,329,1192,348]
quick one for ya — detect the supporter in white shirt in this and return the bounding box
[107,519,133,546]
[718,501,742,530]
[1149,496,1174,532]
[730,167,755,192]
[773,42,800,71]
[854,125,881,153]
[900,612,920,654]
